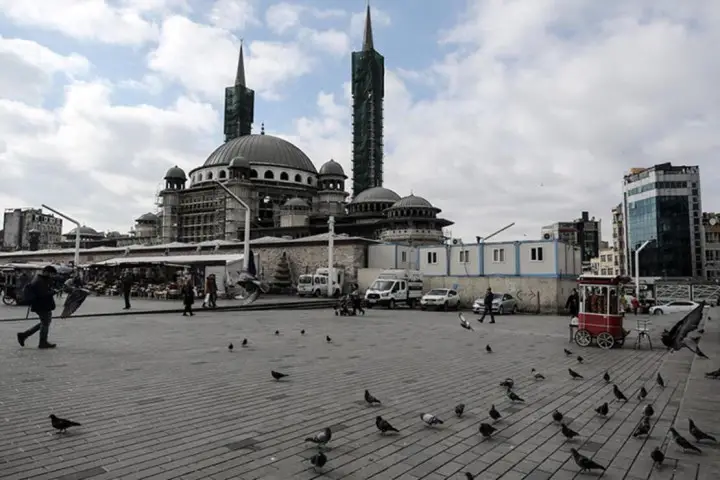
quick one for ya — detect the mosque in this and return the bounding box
[135,5,452,247]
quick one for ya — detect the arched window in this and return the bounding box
[207,171,213,180]
[294,174,302,182]
[307,176,313,185]
[219,170,227,179]
[197,173,203,181]
[280,172,289,181]
[250,169,258,178]
[264,170,275,180]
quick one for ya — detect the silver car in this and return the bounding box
[472,293,518,315]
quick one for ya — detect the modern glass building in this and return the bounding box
[622,163,702,278]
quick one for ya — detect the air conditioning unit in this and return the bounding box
[452,238,462,245]
[543,233,551,240]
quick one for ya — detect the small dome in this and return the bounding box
[390,194,434,209]
[319,159,345,176]
[283,197,310,209]
[136,212,159,222]
[228,156,250,169]
[164,165,187,181]
[351,187,401,204]
[66,226,103,237]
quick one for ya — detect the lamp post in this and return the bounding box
[327,216,335,298]
[634,240,653,299]
[212,181,251,272]
[41,204,81,267]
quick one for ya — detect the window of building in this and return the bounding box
[280,172,289,181]
[218,170,227,179]
[307,177,313,185]
[294,174,301,182]
[401,251,407,263]
[492,248,505,262]
[530,247,544,262]
[459,249,470,263]
[427,251,438,264]
[250,169,258,178]
[264,170,274,180]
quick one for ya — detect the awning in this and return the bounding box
[91,254,244,267]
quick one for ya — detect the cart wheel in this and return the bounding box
[597,332,615,350]
[2,294,16,306]
[574,329,592,347]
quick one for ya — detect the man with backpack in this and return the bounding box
[478,287,496,324]
[16,265,58,349]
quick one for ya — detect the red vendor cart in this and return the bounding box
[574,275,631,349]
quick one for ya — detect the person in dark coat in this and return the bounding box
[566,289,580,317]
[350,283,365,316]
[478,287,496,323]
[182,278,195,316]
[203,274,218,308]
[121,270,133,310]
[17,265,58,349]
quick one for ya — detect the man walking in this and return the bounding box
[121,270,133,310]
[478,287,496,323]
[566,288,580,318]
[17,265,58,349]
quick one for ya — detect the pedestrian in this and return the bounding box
[478,287,496,323]
[203,274,218,308]
[565,288,579,318]
[350,283,365,316]
[182,278,195,316]
[16,265,58,349]
[631,296,640,315]
[121,269,133,310]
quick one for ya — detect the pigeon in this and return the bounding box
[670,427,701,453]
[301,329,306,335]
[326,335,332,343]
[486,344,493,353]
[309,451,327,470]
[275,330,279,335]
[375,416,399,434]
[603,371,610,383]
[531,368,545,380]
[228,343,233,351]
[271,370,288,381]
[499,378,514,389]
[241,338,248,347]
[633,416,651,437]
[364,389,381,405]
[638,386,647,401]
[489,405,501,422]
[564,348,573,356]
[455,403,465,418]
[577,355,584,364]
[465,474,475,480]
[49,414,81,433]
[421,413,444,426]
[305,427,332,447]
[552,410,563,423]
[459,313,474,331]
[613,384,628,402]
[568,368,583,380]
[689,419,717,442]
[644,404,655,417]
[705,368,720,379]
[561,423,579,440]
[570,448,606,473]
[478,423,496,438]
[506,389,524,403]
[656,373,665,388]
[650,446,665,468]
[595,402,609,417]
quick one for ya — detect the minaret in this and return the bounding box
[223,40,255,142]
[351,2,385,197]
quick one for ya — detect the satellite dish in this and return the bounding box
[710,217,717,226]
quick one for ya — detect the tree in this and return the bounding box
[272,252,292,292]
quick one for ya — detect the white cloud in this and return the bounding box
[265,2,304,34]
[0,0,159,45]
[148,15,314,100]
[207,0,260,31]
[297,28,349,56]
[0,36,90,104]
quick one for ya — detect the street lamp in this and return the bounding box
[634,239,654,298]
[212,180,251,272]
[327,216,335,298]
[41,204,81,267]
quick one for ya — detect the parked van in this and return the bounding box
[365,269,424,309]
[296,267,345,297]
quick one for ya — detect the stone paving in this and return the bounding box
[0,307,712,480]
[0,295,320,321]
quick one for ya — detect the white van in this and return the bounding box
[296,268,344,297]
[365,269,424,309]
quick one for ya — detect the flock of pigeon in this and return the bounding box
[45,311,718,479]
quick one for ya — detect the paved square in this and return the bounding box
[0,308,703,479]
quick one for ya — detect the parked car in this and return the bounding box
[472,293,518,315]
[420,288,460,311]
[649,300,702,315]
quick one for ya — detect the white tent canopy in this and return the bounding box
[92,254,244,267]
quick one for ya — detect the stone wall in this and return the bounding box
[357,268,577,313]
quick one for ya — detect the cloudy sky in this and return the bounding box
[1,0,719,243]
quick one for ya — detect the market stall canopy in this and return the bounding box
[91,254,245,268]
[0,263,47,270]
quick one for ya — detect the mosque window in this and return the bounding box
[207,172,213,180]
[264,170,274,180]
[250,169,258,178]
[295,174,302,182]
[280,172,289,181]
[198,173,203,181]
[307,177,313,185]
[219,170,227,179]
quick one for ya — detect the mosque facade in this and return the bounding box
[141,6,452,247]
